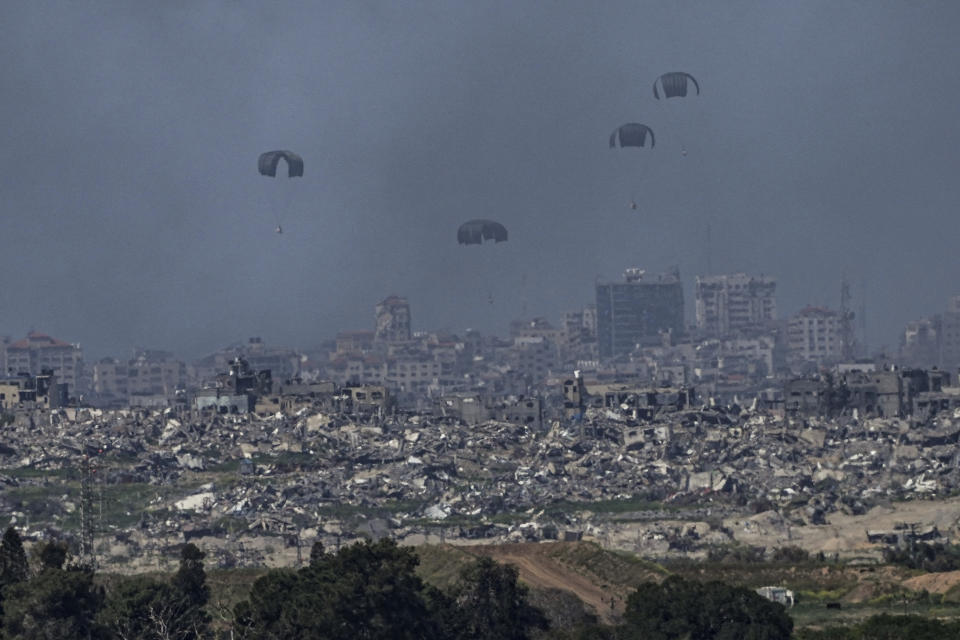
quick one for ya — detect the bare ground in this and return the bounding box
[903,570,960,594]
[465,543,633,623]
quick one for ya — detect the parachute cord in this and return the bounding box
[658,99,687,157]
[277,180,295,231]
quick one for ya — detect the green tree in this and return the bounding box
[884,542,960,573]
[97,545,211,640]
[621,576,792,640]
[454,556,548,640]
[235,539,445,640]
[1,566,105,639]
[853,613,960,639]
[170,543,210,638]
[0,527,29,624]
[795,614,960,640]
[233,569,299,638]
[98,576,186,640]
[308,540,324,566]
[0,528,28,585]
[32,541,68,571]
[771,545,809,564]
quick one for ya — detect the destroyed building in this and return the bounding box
[437,393,543,428]
[6,356,960,570]
[193,357,272,414]
[0,370,67,410]
[900,295,960,370]
[374,295,412,343]
[255,380,338,415]
[784,367,953,420]
[193,338,301,385]
[562,372,695,421]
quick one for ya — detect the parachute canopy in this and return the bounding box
[610,123,655,149]
[258,150,304,177]
[458,219,508,245]
[653,72,700,99]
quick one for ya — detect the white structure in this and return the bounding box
[695,273,776,336]
[4,332,83,394]
[756,586,795,607]
[788,307,842,365]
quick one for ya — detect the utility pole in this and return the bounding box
[79,454,96,566]
[840,276,857,361]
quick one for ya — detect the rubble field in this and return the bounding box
[2,403,960,571]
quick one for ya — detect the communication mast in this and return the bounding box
[79,455,95,562]
[78,449,104,566]
[840,276,857,360]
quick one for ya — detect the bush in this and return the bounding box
[771,545,810,564]
[884,542,960,572]
[621,576,792,639]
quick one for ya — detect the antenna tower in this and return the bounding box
[79,455,95,562]
[840,276,857,360]
[78,449,104,567]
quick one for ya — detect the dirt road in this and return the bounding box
[467,543,624,623]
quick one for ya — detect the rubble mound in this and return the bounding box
[902,570,960,595]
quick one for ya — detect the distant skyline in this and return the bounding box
[2,2,958,358]
[4,267,927,363]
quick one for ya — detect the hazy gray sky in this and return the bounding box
[2,1,958,358]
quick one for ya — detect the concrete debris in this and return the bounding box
[5,396,960,568]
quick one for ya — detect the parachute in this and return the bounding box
[258,150,304,178]
[457,219,508,245]
[653,72,700,100]
[654,72,699,156]
[610,123,655,149]
[611,124,655,210]
[258,151,303,232]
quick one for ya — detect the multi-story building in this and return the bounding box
[902,318,939,366]
[386,354,441,393]
[194,338,301,386]
[901,296,960,369]
[127,349,186,402]
[560,307,598,356]
[596,268,684,358]
[4,331,83,396]
[374,295,412,343]
[695,273,776,336]
[510,335,559,385]
[327,354,387,386]
[91,357,129,407]
[334,331,376,357]
[510,317,563,342]
[582,304,598,337]
[787,307,842,366]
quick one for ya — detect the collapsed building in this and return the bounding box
[0,370,68,410]
[784,367,953,420]
[5,356,960,569]
[561,372,696,421]
[435,393,543,428]
[193,357,272,414]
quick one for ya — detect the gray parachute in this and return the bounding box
[610,123,655,148]
[258,150,304,177]
[458,220,508,245]
[653,72,700,99]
